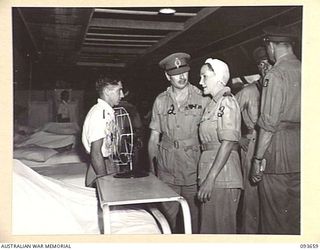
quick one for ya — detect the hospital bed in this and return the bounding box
[13,122,89,186]
[12,122,184,234]
[14,122,84,165]
[12,159,172,235]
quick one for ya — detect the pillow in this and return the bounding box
[14,146,58,162]
[42,122,80,135]
[15,131,77,149]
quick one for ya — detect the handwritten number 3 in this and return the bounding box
[217,106,225,117]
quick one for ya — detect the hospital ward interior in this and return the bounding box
[12,6,302,235]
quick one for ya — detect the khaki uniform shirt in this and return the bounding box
[149,83,209,185]
[198,87,243,189]
[258,53,301,173]
[236,83,260,133]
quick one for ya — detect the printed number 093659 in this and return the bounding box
[300,244,319,248]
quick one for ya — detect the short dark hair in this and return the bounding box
[60,90,70,102]
[60,90,69,97]
[204,62,214,72]
[95,76,121,96]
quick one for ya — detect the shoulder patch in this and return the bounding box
[263,79,269,87]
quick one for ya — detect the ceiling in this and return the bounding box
[13,6,302,91]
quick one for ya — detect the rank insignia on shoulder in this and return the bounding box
[263,79,269,87]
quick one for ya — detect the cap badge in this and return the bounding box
[174,58,181,69]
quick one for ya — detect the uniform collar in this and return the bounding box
[212,86,231,103]
[166,82,191,96]
[166,83,192,106]
[275,53,297,65]
[97,98,114,114]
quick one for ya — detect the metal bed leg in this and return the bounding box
[177,197,192,234]
[102,204,111,234]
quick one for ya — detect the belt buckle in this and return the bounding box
[173,140,179,149]
[200,144,206,151]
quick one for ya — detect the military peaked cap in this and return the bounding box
[263,25,297,42]
[159,52,191,76]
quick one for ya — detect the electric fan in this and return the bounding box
[113,106,148,178]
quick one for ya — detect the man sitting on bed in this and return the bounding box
[82,76,124,187]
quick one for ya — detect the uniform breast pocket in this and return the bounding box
[201,107,218,122]
[159,112,170,131]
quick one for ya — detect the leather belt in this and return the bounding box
[161,134,199,149]
[201,142,239,152]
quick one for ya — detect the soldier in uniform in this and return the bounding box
[236,46,272,234]
[197,58,242,234]
[82,76,124,187]
[148,52,209,233]
[251,26,301,234]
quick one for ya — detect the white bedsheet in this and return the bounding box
[109,206,161,234]
[13,159,99,235]
[31,162,88,187]
[13,160,163,235]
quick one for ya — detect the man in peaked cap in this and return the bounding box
[148,52,209,233]
[236,46,272,234]
[262,25,298,62]
[251,26,301,234]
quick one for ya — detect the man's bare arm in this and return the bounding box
[148,130,160,174]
